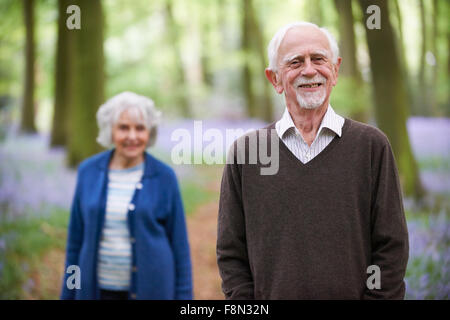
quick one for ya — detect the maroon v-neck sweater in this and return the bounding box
[217,118,409,299]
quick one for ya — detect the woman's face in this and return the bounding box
[111,108,150,161]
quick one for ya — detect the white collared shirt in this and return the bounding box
[275,105,345,164]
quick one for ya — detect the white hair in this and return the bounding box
[267,21,339,72]
[96,91,162,148]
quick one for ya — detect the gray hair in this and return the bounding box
[267,21,339,72]
[96,91,162,148]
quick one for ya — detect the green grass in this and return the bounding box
[0,208,69,299]
[180,181,217,216]
[417,156,450,171]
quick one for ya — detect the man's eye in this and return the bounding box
[136,125,146,131]
[119,125,128,130]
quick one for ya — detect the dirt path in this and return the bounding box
[186,201,224,299]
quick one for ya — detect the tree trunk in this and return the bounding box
[333,0,367,122]
[249,0,273,122]
[241,0,257,118]
[67,0,104,167]
[358,0,424,199]
[333,0,361,81]
[417,0,428,115]
[51,0,74,147]
[429,0,438,116]
[165,0,191,118]
[392,0,415,120]
[20,0,37,133]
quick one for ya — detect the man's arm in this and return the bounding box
[364,135,409,299]
[217,156,254,299]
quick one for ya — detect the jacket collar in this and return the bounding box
[96,149,160,178]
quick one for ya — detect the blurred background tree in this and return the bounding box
[66,0,104,166]
[50,0,73,147]
[359,0,424,198]
[20,0,37,133]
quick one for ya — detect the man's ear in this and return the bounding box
[265,68,284,94]
[332,57,342,86]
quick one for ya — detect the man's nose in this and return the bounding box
[301,58,317,77]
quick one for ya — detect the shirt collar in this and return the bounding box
[277,104,344,139]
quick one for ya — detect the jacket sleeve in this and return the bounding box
[216,150,254,300]
[60,169,84,300]
[166,171,193,300]
[364,136,409,299]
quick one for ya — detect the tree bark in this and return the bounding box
[67,0,104,166]
[358,0,424,199]
[51,0,74,147]
[20,0,37,133]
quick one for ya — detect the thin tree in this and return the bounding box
[50,0,73,147]
[333,0,361,81]
[164,0,191,118]
[241,0,274,121]
[358,0,424,199]
[429,0,439,115]
[67,0,104,166]
[333,0,367,122]
[417,0,428,115]
[241,0,257,119]
[20,0,37,133]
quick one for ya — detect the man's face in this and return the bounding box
[267,26,341,111]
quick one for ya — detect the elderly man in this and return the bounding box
[216,22,409,299]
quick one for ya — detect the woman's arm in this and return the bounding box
[60,171,84,300]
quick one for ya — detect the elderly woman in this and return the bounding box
[60,92,192,300]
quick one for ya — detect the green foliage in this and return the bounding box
[180,181,217,216]
[0,208,69,299]
[330,76,371,120]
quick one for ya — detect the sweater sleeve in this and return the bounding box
[166,171,193,300]
[217,149,255,300]
[364,135,409,300]
[60,169,84,300]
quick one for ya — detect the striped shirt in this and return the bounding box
[98,162,144,291]
[275,105,345,164]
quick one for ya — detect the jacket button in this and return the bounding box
[136,182,143,190]
[132,266,138,272]
[128,203,135,211]
[131,293,137,299]
[130,237,136,244]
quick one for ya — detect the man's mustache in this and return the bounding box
[294,75,327,87]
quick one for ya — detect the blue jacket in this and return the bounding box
[60,150,193,299]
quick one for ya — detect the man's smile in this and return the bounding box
[298,83,323,88]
